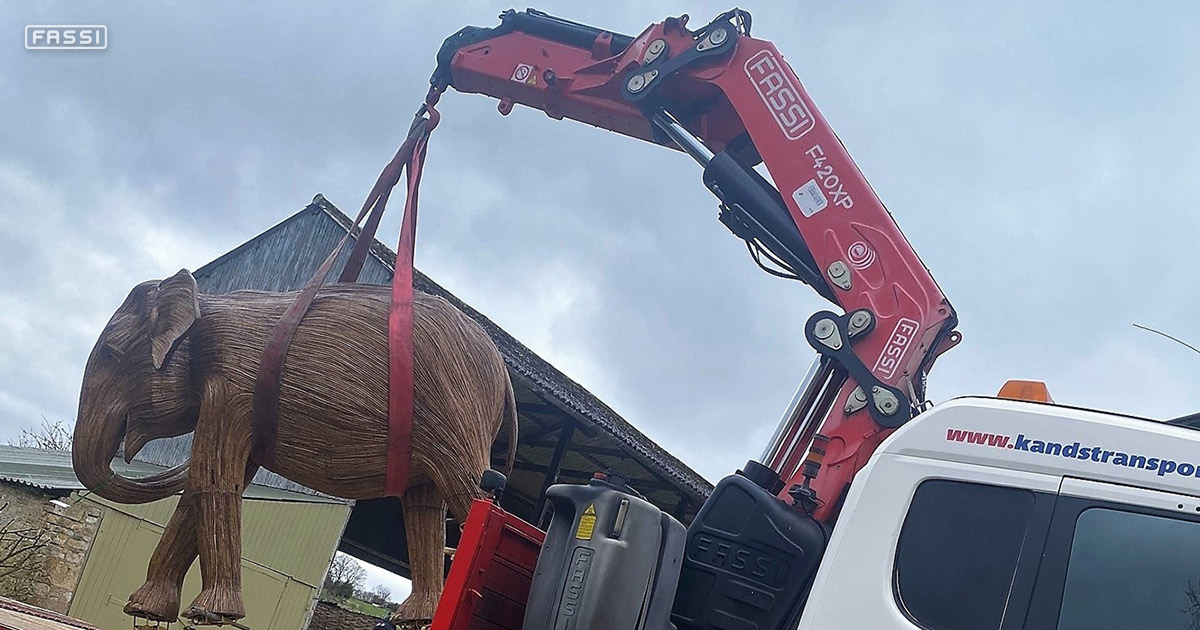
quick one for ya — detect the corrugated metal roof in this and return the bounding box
[0,445,345,504]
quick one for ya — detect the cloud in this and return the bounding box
[0,161,221,433]
[2,0,1199,486]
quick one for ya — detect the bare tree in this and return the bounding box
[358,583,393,607]
[327,553,367,586]
[322,553,367,602]
[0,502,48,601]
[11,418,73,451]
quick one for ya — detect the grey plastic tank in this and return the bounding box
[522,473,686,630]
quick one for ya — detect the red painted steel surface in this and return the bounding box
[431,500,545,630]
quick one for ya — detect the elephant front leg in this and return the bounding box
[183,489,247,623]
[391,482,447,625]
[125,492,199,622]
[127,462,260,623]
[181,380,253,625]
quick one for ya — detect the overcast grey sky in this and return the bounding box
[4,0,1200,548]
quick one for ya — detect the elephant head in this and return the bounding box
[73,269,202,503]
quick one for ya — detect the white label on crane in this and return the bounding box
[511,63,534,84]
[793,179,828,217]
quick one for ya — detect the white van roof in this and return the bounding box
[880,397,1200,498]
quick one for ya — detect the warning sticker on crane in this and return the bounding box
[576,503,597,540]
[511,63,537,85]
[792,179,828,217]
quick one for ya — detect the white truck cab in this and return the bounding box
[799,396,1200,630]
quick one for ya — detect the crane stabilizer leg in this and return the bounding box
[433,7,959,523]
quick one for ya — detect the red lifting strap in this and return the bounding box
[252,90,441,498]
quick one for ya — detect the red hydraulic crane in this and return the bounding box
[429,8,960,522]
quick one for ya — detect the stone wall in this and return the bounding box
[0,483,54,604]
[0,483,100,614]
[36,493,100,613]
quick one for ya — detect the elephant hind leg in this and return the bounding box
[391,482,446,624]
[424,461,487,525]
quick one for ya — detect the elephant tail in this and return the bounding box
[501,375,518,478]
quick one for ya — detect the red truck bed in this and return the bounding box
[431,501,545,630]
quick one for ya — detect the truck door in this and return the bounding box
[1021,477,1200,630]
[799,455,1058,630]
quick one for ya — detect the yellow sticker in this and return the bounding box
[526,74,538,86]
[575,504,597,540]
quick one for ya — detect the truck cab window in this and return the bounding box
[1057,508,1200,629]
[894,480,1036,630]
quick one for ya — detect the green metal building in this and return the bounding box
[0,445,351,630]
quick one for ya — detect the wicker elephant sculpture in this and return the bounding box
[71,269,517,625]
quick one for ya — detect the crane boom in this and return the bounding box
[432,8,959,521]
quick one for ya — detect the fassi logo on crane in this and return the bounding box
[873,318,919,380]
[744,50,814,140]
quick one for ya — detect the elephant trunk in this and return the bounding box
[73,406,189,505]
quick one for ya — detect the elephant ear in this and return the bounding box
[149,269,200,370]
